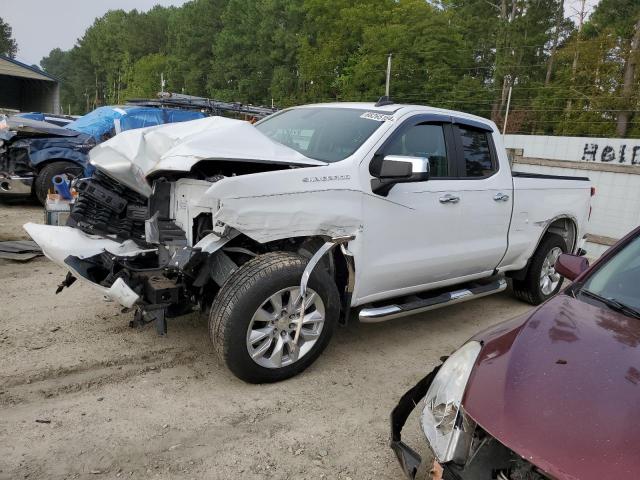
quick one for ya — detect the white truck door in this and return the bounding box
[445,120,513,275]
[355,115,511,304]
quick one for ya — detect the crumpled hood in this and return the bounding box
[89,116,326,196]
[4,115,80,138]
[464,294,640,480]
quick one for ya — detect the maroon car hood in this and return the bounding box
[463,293,640,480]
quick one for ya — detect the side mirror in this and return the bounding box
[371,155,430,196]
[555,253,589,281]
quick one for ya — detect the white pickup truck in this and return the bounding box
[25,101,592,383]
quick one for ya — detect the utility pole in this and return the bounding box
[502,85,512,135]
[566,0,587,123]
[385,54,392,97]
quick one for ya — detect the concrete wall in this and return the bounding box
[504,134,640,258]
[505,134,640,165]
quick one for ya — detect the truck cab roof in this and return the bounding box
[294,101,498,132]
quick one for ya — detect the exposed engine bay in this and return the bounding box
[70,171,152,241]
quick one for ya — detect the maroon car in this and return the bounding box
[391,226,640,480]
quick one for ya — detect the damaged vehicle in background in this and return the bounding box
[14,111,78,127]
[0,105,206,204]
[25,101,592,383]
[391,225,640,480]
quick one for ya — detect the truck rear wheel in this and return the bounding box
[35,161,83,205]
[209,252,340,383]
[512,233,567,305]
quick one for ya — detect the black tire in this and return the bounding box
[34,161,83,205]
[209,251,340,383]
[512,233,567,305]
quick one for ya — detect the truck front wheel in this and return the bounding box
[512,233,567,305]
[35,161,83,205]
[209,252,340,383]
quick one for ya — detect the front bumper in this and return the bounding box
[0,173,34,195]
[390,365,441,479]
[24,223,153,307]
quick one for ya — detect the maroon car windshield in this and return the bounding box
[579,234,640,313]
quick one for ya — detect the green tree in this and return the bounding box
[208,0,303,105]
[0,16,17,58]
[120,53,170,99]
[167,0,228,96]
[40,48,77,113]
[589,0,640,136]
[337,0,478,111]
[34,0,639,137]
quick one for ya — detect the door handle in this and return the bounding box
[494,192,510,202]
[439,194,460,204]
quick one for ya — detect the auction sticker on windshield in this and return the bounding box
[360,112,394,122]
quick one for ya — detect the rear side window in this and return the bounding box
[384,124,449,177]
[458,127,495,177]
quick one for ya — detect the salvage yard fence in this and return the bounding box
[504,134,640,258]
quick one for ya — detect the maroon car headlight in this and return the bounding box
[421,341,480,463]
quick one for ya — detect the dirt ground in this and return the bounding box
[0,199,534,480]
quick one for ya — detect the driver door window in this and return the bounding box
[384,123,450,178]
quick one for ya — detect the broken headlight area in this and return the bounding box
[391,345,551,480]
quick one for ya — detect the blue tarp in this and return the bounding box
[67,106,205,141]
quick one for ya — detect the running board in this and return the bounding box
[358,277,507,323]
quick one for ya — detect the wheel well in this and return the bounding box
[545,217,577,252]
[219,233,352,314]
[507,217,577,281]
[35,159,80,173]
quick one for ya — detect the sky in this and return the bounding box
[1,0,189,66]
[565,0,599,26]
[2,0,598,67]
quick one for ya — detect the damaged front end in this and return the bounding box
[391,348,551,480]
[25,169,234,335]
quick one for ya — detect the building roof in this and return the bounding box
[0,54,59,82]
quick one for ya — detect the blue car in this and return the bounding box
[0,105,205,204]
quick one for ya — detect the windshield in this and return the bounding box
[580,234,640,311]
[255,107,386,162]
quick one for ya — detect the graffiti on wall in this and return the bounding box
[582,143,640,164]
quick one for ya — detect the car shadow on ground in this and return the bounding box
[158,287,531,377]
[0,195,41,206]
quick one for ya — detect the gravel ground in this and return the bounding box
[0,199,534,480]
